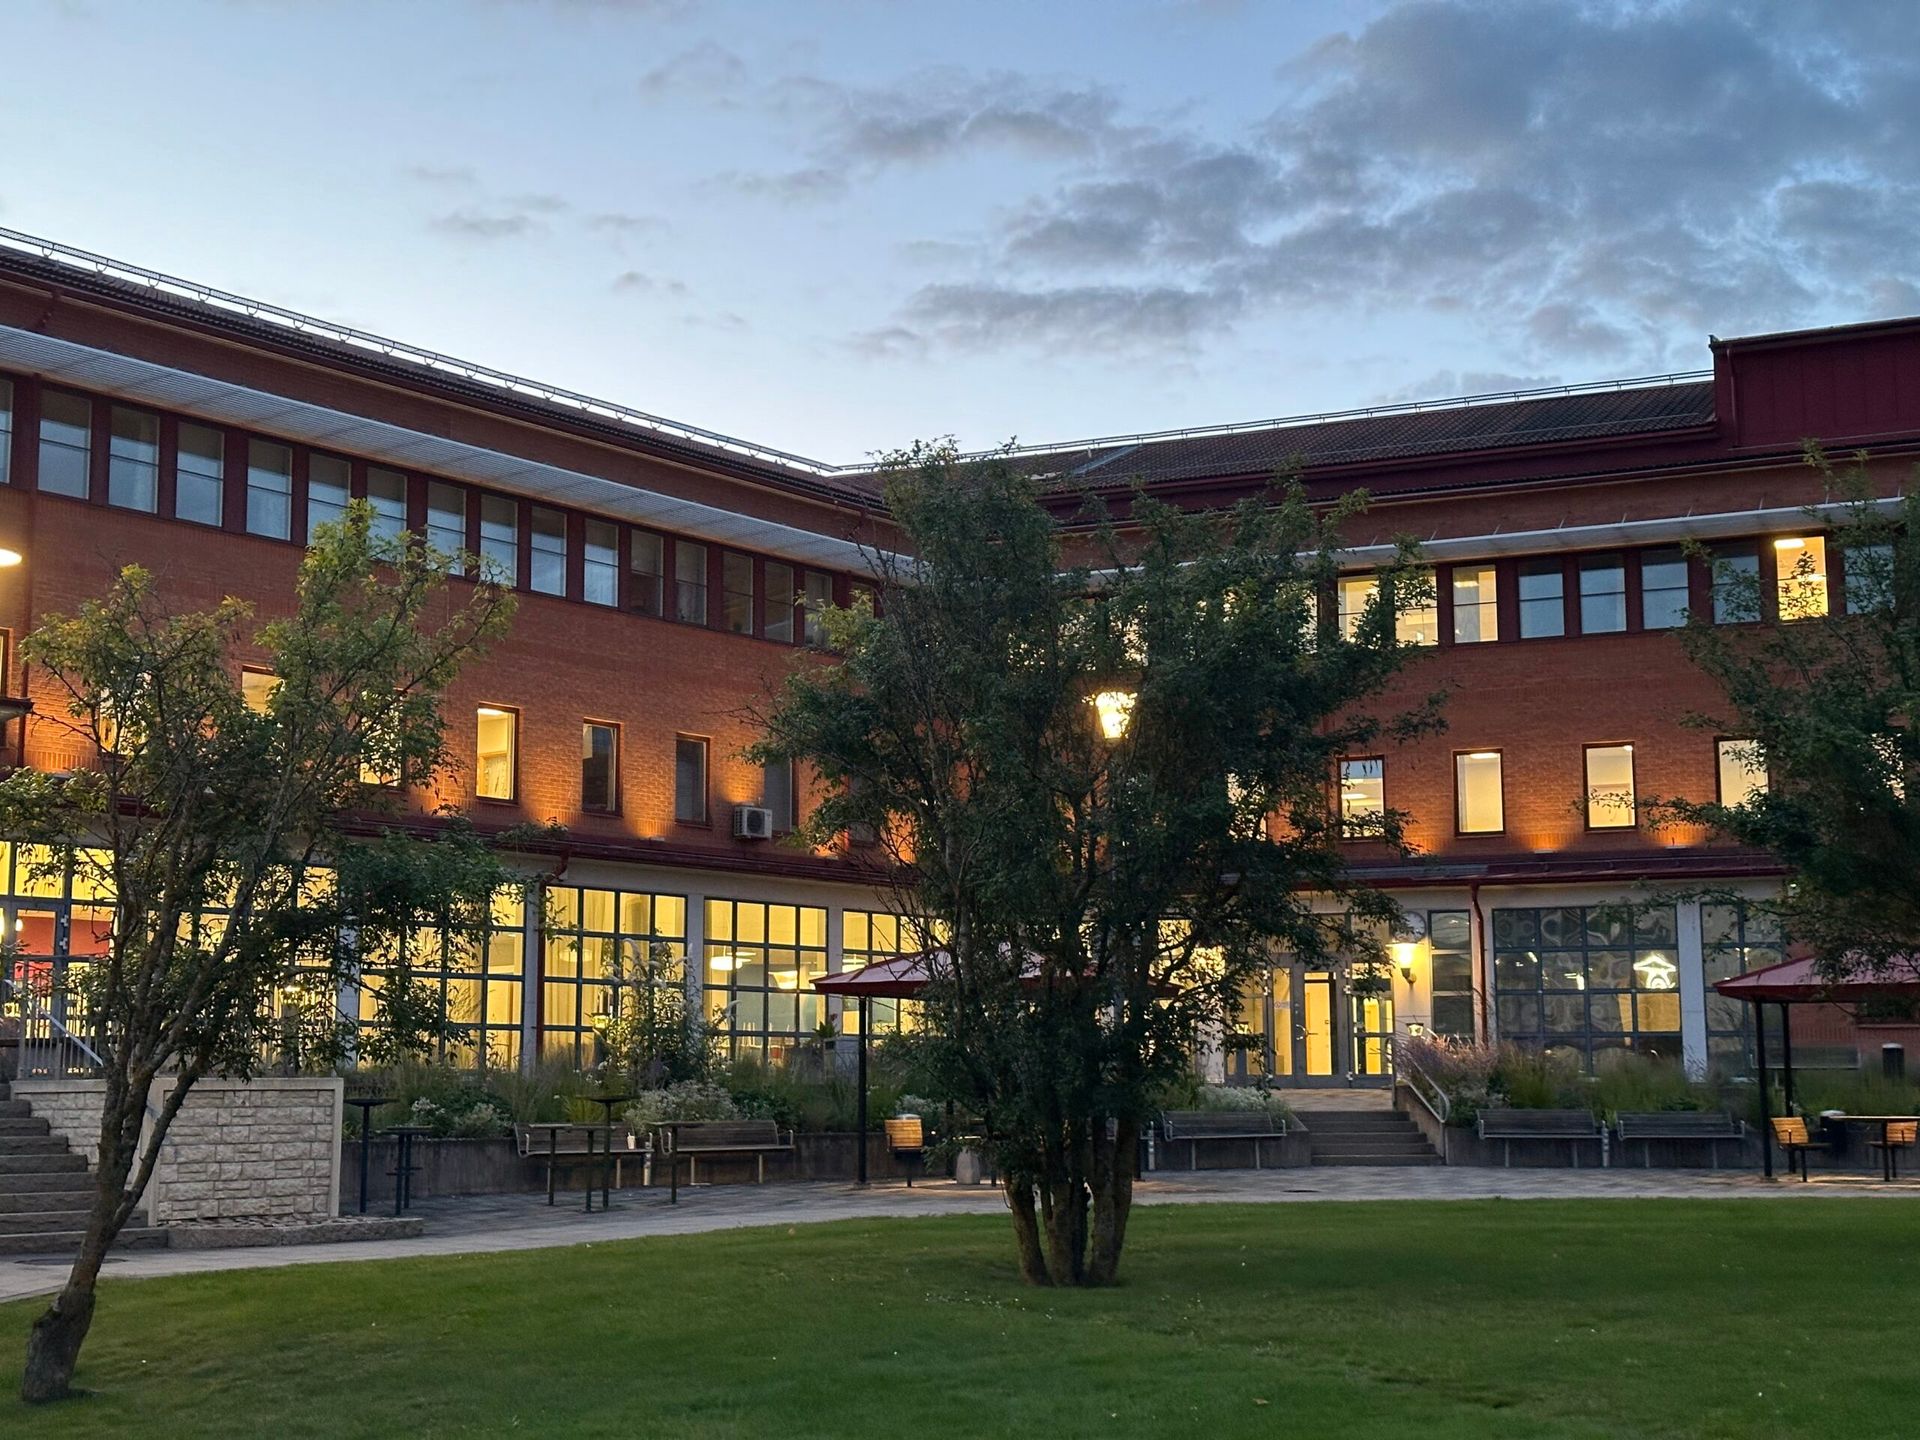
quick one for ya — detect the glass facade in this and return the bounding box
[1492,904,1681,1068]
[704,899,827,1061]
[359,891,527,1068]
[541,886,687,1066]
[1700,902,1784,1079]
[842,909,924,1035]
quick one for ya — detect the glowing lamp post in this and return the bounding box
[1087,688,1136,741]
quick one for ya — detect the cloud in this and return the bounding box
[428,208,542,240]
[637,40,748,99]
[588,212,667,235]
[611,270,688,296]
[855,1,1920,363]
[403,164,478,186]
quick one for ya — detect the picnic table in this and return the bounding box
[518,1120,623,1212]
[1835,1114,1920,1182]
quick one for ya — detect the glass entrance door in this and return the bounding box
[1348,988,1395,1083]
[1300,971,1337,1079]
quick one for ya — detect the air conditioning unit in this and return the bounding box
[732,804,775,841]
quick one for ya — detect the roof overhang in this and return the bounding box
[0,323,890,574]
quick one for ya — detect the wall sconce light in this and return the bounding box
[0,548,22,568]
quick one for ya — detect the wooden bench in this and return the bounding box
[654,1119,793,1202]
[1865,1119,1918,1179]
[884,1116,925,1186]
[1160,1110,1287,1171]
[1614,1111,1746,1168]
[1477,1109,1605,1167]
[515,1122,633,1206]
[1769,1116,1828,1181]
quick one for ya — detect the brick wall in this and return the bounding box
[13,1075,343,1224]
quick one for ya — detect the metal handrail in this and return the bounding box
[2,968,105,1079]
[1399,1050,1451,1126]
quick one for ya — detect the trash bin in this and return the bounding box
[1818,1110,1851,1163]
[1884,1043,1906,1082]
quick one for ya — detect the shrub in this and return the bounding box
[623,1081,742,1129]
[1193,1084,1294,1124]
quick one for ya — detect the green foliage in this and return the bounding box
[1654,447,1920,980]
[623,1082,742,1129]
[1192,1084,1294,1125]
[580,938,714,1089]
[1403,1034,1719,1126]
[1794,1070,1920,1119]
[752,441,1441,1285]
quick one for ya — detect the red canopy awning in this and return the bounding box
[1713,954,1920,1004]
[813,950,949,999]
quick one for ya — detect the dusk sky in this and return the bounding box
[4,0,1917,461]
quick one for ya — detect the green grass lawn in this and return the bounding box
[2,1200,1915,1437]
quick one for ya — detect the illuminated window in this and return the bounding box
[541,886,685,1067]
[1716,738,1766,808]
[1492,904,1681,1070]
[107,406,159,512]
[241,670,281,715]
[476,706,517,801]
[764,562,796,642]
[366,467,408,542]
[479,496,518,582]
[704,898,828,1062]
[530,507,568,596]
[723,552,755,634]
[1338,758,1385,839]
[583,521,618,606]
[630,531,665,617]
[675,540,708,624]
[357,891,526,1069]
[1584,743,1635,829]
[308,454,351,541]
[38,391,91,499]
[1578,554,1626,634]
[1712,544,1761,623]
[1640,549,1689,628]
[674,736,708,823]
[1337,575,1377,641]
[582,722,619,813]
[1454,751,1504,834]
[426,482,466,557]
[1390,570,1437,645]
[246,439,292,539]
[1452,566,1498,643]
[843,909,926,1036]
[1517,559,1564,638]
[1772,535,1828,620]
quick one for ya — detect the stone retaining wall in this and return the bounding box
[15,1075,343,1223]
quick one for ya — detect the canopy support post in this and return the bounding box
[1755,999,1773,1180]
[857,996,870,1187]
[1780,1001,1796,1112]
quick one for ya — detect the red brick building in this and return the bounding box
[0,232,1912,1083]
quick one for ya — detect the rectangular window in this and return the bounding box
[246,438,293,539]
[1517,559,1564,638]
[1844,541,1894,614]
[723,552,755,634]
[541,887,686,1068]
[1716,738,1767,808]
[1455,751,1504,834]
[1337,574,1377,641]
[1584,743,1636,829]
[426,481,465,557]
[1492,904,1681,1070]
[530,507,567,596]
[1428,910,1475,1041]
[479,496,518,582]
[476,707,517,801]
[803,570,833,646]
[1394,569,1438,646]
[843,909,925,1035]
[307,453,351,541]
[1451,565,1498,643]
[1640,548,1689,629]
[241,669,280,714]
[764,758,797,831]
[107,406,159,512]
[1712,544,1761,624]
[583,520,619,606]
[1338,758,1385,839]
[703,898,829,1063]
[764,561,796,642]
[1701,901,1784,1080]
[1772,535,1828,620]
[1577,554,1626,634]
[37,390,91,498]
[174,423,225,526]
[0,377,12,485]
[675,541,708,624]
[581,721,619,812]
[674,736,709,823]
[366,467,408,542]
[630,531,665,617]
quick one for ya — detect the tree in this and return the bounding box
[6,505,517,1402]
[591,938,713,1088]
[1656,446,1920,980]
[754,443,1438,1286]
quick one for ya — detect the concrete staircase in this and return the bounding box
[0,1080,169,1255]
[1298,1107,1441,1167]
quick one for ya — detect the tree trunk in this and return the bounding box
[1003,1177,1050,1286]
[20,1174,122,1402]
[1038,1176,1087,1285]
[1086,1116,1137,1286]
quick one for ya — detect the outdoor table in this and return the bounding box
[343,1095,392,1214]
[380,1124,434,1216]
[585,1095,634,1210]
[522,1121,618,1213]
[1836,1114,1920,1182]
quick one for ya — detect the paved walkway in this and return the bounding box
[1,1167,1911,1305]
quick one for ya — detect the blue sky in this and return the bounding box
[3,0,1916,460]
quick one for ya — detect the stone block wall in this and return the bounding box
[14,1075,343,1224]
